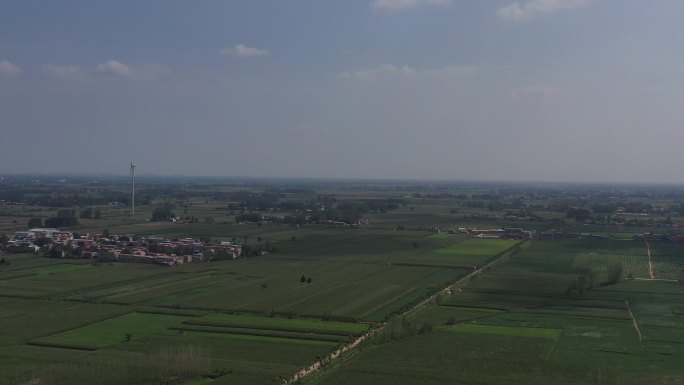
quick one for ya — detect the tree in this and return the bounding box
[566,207,591,222]
[45,209,78,228]
[79,207,93,219]
[577,275,587,295]
[606,264,623,285]
[34,237,51,247]
[28,218,43,228]
[151,205,176,222]
[48,244,66,258]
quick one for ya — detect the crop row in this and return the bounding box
[572,253,649,277]
[27,339,100,351]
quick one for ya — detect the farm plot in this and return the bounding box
[0,253,59,271]
[0,299,130,348]
[31,312,187,350]
[0,262,174,299]
[572,252,649,279]
[309,239,684,385]
[305,331,564,385]
[648,242,684,279]
[465,270,579,296]
[449,323,561,340]
[0,344,88,383]
[508,239,644,274]
[273,228,430,263]
[409,305,504,325]
[174,313,368,343]
[143,258,469,321]
[191,313,368,335]
[14,309,354,385]
[590,279,684,301]
[427,238,518,266]
[116,328,341,385]
[78,272,230,304]
[441,290,548,310]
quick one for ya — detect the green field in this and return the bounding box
[33,312,188,349]
[409,304,503,325]
[0,223,517,384]
[194,313,369,335]
[4,180,684,384]
[309,238,684,385]
[449,323,562,340]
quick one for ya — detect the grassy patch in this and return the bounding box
[409,305,504,325]
[435,238,516,256]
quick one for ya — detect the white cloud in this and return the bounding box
[42,64,84,80]
[425,65,478,78]
[96,60,134,77]
[0,60,21,78]
[341,64,417,80]
[219,44,270,58]
[371,0,453,10]
[497,0,590,21]
[510,85,560,100]
[93,60,168,80]
[340,64,476,81]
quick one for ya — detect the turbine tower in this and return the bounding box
[130,161,136,220]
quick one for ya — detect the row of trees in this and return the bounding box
[44,209,78,228]
[565,264,623,295]
[234,198,404,225]
[151,205,176,221]
[27,207,104,229]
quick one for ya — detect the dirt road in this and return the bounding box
[625,299,644,348]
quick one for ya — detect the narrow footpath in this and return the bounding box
[625,299,644,348]
[645,242,656,279]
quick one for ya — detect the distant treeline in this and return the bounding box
[235,198,406,224]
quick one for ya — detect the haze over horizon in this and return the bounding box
[1,0,683,184]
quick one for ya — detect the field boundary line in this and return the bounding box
[284,239,528,384]
[632,277,678,282]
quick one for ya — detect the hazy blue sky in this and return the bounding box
[1,0,683,183]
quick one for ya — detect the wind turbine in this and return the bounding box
[130,161,136,220]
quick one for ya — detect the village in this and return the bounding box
[447,227,536,239]
[6,228,243,266]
